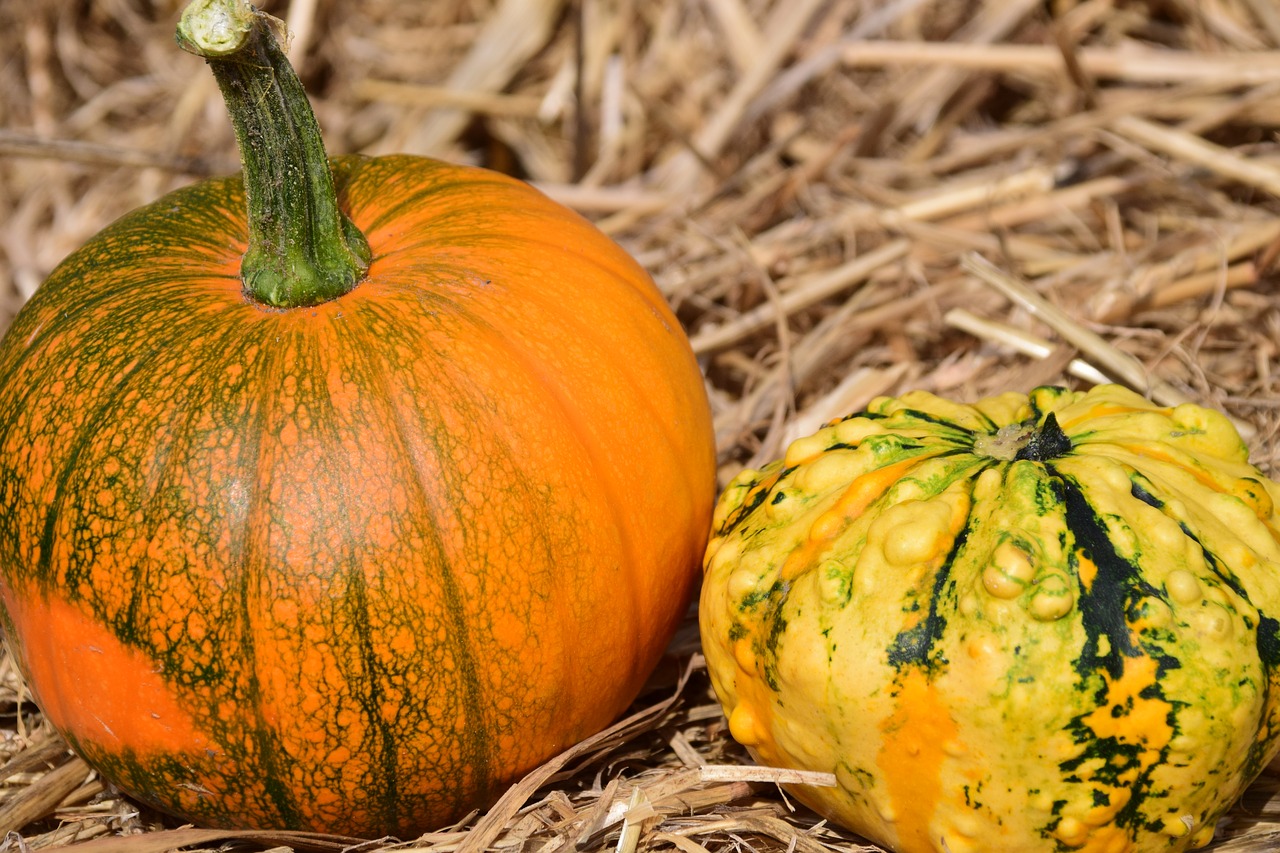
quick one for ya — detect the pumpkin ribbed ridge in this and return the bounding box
[700,384,1280,853]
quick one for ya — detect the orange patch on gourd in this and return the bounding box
[877,666,959,853]
[1117,444,1222,493]
[1082,654,1173,756]
[727,667,785,768]
[1077,553,1099,592]
[1066,823,1136,853]
[782,455,938,581]
[0,584,210,756]
[1053,654,1174,852]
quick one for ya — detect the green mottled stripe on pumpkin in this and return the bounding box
[0,1,706,837]
[0,153,715,838]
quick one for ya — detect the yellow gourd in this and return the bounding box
[701,384,1280,853]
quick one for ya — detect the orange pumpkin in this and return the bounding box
[0,0,716,837]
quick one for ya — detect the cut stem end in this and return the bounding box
[177,0,370,308]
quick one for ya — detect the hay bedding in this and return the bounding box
[3,0,1280,849]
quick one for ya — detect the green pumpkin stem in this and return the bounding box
[176,0,370,308]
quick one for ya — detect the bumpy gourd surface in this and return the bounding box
[700,384,1280,853]
[0,155,716,837]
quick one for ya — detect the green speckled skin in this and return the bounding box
[0,155,717,837]
[701,384,1280,853]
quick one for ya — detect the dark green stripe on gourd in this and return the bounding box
[886,523,967,669]
[1052,473,1184,836]
[1053,474,1147,675]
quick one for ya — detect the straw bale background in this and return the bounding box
[3,0,1280,850]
